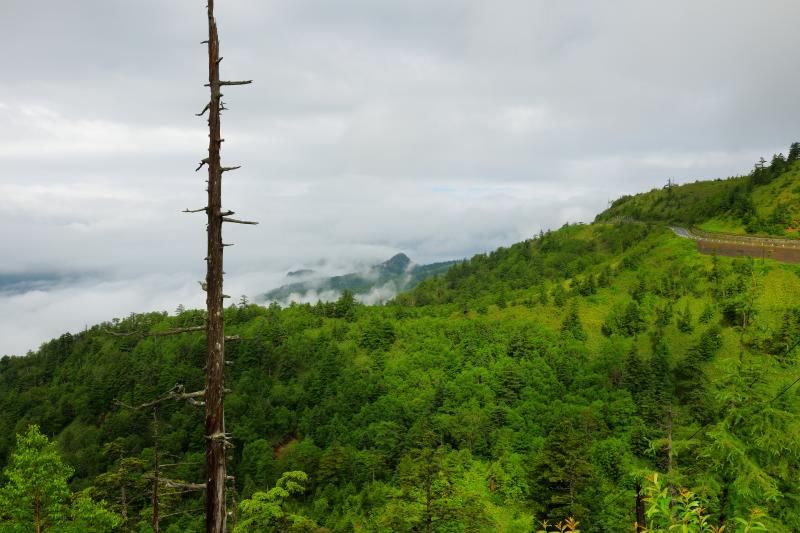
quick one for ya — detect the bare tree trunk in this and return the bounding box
[35,491,41,533]
[121,484,128,530]
[634,479,645,532]
[204,2,227,530]
[199,3,252,530]
[153,407,160,533]
[426,473,432,533]
[665,408,676,512]
[718,484,729,526]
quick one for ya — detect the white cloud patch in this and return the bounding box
[0,274,202,356]
[0,103,205,158]
[1,0,799,354]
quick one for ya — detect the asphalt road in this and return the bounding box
[670,226,695,240]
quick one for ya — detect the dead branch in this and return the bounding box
[151,326,204,336]
[205,80,253,87]
[105,329,140,337]
[114,385,206,411]
[196,158,210,172]
[160,508,204,519]
[222,217,258,225]
[224,335,240,342]
[196,103,210,117]
[183,207,208,213]
[220,166,240,173]
[157,477,206,491]
[107,325,205,338]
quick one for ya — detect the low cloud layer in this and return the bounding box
[2,1,798,354]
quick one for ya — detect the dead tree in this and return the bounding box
[111,3,253,530]
[198,1,254,531]
[153,407,161,533]
[634,478,645,532]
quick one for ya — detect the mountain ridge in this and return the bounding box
[596,142,800,238]
[260,252,458,303]
[1,148,800,530]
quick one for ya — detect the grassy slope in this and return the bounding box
[596,158,800,238]
[2,225,800,527]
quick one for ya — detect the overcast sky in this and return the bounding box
[1,0,798,355]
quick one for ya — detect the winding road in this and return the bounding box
[670,227,694,240]
[670,226,800,263]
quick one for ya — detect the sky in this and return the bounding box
[1,0,798,355]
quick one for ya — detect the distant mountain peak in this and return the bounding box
[380,253,412,274]
[261,252,457,304]
[287,268,315,278]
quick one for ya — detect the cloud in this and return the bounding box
[0,274,201,356]
[0,103,205,159]
[1,0,799,354]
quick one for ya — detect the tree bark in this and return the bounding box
[665,408,677,511]
[205,1,227,531]
[121,484,128,530]
[35,490,41,533]
[426,472,432,533]
[153,407,160,533]
[634,479,645,532]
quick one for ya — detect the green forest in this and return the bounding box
[598,142,800,238]
[1,150,799,531]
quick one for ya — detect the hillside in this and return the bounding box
[2,210,800,530]
[597,142,800,238]
[261,253,458,303]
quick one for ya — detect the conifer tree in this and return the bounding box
[787,141,799,163]
[676,302,694,333]
[538,283,550,305]
[561,303,587,341]
[624,342,646,403]
[534,422,594,522]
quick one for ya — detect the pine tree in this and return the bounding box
[787,141,800,164]
[694,325,722,361]
[553,285,568,307]
[533,422,594,522]
[677,302,694,333]
[538,283,550,305]
[698,303,715,324]
[631,277,648,303]
[624,342,647,402]
[93,439,148,531]
[598,264,613,288]
[770,153,787,177]
[622,301,645,336]
[638,338,672,423]
[561,303,587,341]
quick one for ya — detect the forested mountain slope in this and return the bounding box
[597,142,800,238]
[3,159,800,529]
[262,253,457,303]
